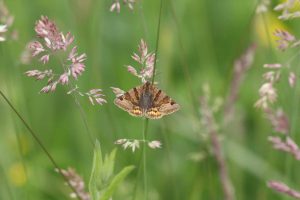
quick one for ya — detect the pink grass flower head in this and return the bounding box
[60,168,90,200]
[25,69,53,81]
[26,16,75,92]
[256,61,296,110]
[66,46,87,79]
[35,16,73,51]
[265,108,289,134]
[274,29,295,51]
[40,84,52,93]
[126,39,155,83]
[255,63,283,110]
[29,16,75,64]
[59,72,69,85]
[70,53,87,79]
[0,2,17,42]
[268,136,300,160]
[255,82,278,109]
[28,41,45,56]
[225,44,256,116]
[25,16,106,105]
[268,180,300,199]
[289,72,296,87]
[274,0,300,20]
[200,87,235,200]
[40,54,49,64]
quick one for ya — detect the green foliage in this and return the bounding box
[89,140,134,200]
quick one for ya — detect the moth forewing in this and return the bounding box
[159,102,180,115]
[114,97,133,112]
[114,98,143,117]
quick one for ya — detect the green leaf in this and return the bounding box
[100,166,135,200]
[101,148,117,184]
[89,140,103,200]
[88,140,134,200]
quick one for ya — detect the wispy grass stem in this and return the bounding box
[140,0,163,199]
[0,90,84,200]
[142,118,149,199]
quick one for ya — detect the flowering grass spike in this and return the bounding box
[268,181,300,199]
[126,39,155,83]
[115,138,162,152]
[110,0,135,13]
[0,1,17,41]
[60,168,90,200]
[25,16,106,106]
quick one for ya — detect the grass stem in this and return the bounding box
[140,0,163,199]
[151,0,163,85]
[0,90,84,200]
[142,118,149,199]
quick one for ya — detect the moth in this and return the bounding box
[114,81,180,119]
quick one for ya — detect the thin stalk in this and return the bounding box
[131,151,143,200]
[58,56,95,146]
[0,90,84,200]
[131,122,149,200]
[210,130,234,200]
[200,96,235,200]
[139,0,163,199]
[151,0,163,85]
[0,39,30,200]
[71,92,94,145]
[142,118,149,199]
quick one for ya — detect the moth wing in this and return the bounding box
[114,84,144,117]
[145,85,180,119]
[145,99,180,119]
[149,84,165,105]
[159,101,180,115]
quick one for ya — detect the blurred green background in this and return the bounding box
[1,0,300,199]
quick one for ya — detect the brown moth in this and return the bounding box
[114,82,180,119]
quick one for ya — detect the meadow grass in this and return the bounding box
[2,0,300,200]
